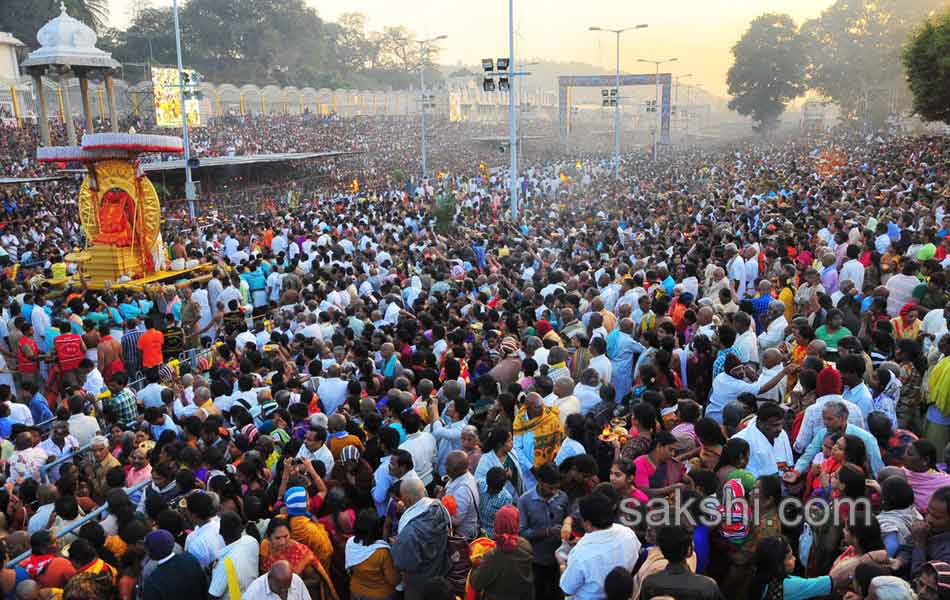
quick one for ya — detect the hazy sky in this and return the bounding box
[106,0,836,96]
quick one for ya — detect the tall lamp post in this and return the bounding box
[589,25,647,176]
[507,0,517,221]
[172,0,196,220]
[417,35,447,182]
[674,73,692,140]
[637,56,677,161]
[518,60,539,174]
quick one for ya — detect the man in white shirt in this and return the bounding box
[5,398,32,426]
[839,245,865,292]
[732,311,759,364]
[725,244,745,299]
[296,426,334,476]
[184,493,225,569]
[136,376,168,410]
[209,512,259,598]
[38,421,80,482]
[30,296,51,349]
[78,359,107,400]
[732,402,793,477]
[316,366,347,415]
[299,313,323,341]
[560,493,641,600]
[243,562,310,600]
[757,301,789,360]
[754,349,787,404]
[588,337,612,385]
[399,411,437,486]
[66,395,101,446]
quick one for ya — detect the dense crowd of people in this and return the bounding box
[0,109,947,600]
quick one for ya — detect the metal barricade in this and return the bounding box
[38,432,117,483]
[6,479,151,567]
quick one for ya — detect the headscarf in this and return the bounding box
[493,505,520,551]
[284,486,311,517]
[917,243,937,261]
[535,320,553,338]
[816,367,843,396]
[898,303,920,326]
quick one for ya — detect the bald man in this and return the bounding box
[244,560,309,600]
[443,450,479,538]
[755,348,787,404]
[392,477,451,600]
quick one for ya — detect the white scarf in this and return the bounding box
[398,497,437,531]
[345,539,391,570]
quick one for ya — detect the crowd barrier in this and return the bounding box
[6,479,151,567]
[7,303,285,567]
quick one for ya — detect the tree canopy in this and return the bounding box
[726,14,807,132]
[2,0,443,90]
[728,1,949,127]
[903,9,950,124]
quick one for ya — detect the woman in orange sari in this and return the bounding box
[260,517,339,600]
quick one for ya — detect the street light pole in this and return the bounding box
[674,73,692,141]
[416,35,447,183]
[589,24,647,177]
[518,61,539,177]
[637,57,677,161]
[172,0,196,220]
[508,0,517,221]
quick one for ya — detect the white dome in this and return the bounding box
[36,3,98,51]
[21,2,119,70]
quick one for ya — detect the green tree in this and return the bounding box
[903,9,950,124]
[1,0,108,48]
[91,0,441,90]
[727,13,807,132]
[802,0,946,123]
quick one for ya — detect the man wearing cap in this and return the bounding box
[142,529,208,600]
[519,462,568,600]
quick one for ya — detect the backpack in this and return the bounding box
[55,333,84,371]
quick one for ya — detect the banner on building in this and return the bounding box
[152,67,201,128]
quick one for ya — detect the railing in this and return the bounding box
[6,479,151,567]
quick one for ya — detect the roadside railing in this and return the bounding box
[6,479,151,567]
